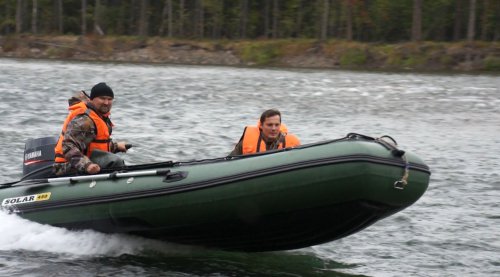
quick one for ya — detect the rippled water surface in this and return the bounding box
[0,58,499,276]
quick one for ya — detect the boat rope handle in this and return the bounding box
[375,136,406,157]
[378,135,398,145]
[394,154,410,190]
[346,133,376,141]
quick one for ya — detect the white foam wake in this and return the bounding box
[0,211,193,257]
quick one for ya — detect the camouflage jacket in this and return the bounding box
[53,92,118,176]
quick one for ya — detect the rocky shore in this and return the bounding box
[1,35,499,72]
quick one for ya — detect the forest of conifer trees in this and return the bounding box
[1,0,499,42]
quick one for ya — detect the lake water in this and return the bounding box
[0,58,499,276]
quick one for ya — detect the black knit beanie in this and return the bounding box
[90,82,114,99]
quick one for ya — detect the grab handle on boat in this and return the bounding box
[163,171,188,183]
[47,169,172,184]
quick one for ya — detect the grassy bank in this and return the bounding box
[1,35,499,72]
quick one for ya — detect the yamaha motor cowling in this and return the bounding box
[22,137,57,180]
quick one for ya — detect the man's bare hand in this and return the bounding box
[86,163,101,174]
[116,141,128,152]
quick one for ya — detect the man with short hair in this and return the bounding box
[53,82,128,175]
[230,109,301,156]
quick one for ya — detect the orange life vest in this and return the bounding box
[54,101,112,163]
[241,124,300,154]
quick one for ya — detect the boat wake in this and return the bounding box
[0,211,195,257]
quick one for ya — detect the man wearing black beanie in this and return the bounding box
[88,82,115,115]
[53,82,128,175]
[90,82,114,99]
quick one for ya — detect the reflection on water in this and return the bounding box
[1,249,365,277]
[0,58,499,277]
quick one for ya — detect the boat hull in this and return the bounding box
[1,137,430,251]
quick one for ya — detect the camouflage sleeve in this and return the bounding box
[62,115,96,173]
[109,141,118,153]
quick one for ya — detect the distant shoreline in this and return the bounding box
[1,35,499,73]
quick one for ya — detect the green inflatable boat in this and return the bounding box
[0,133,430,252]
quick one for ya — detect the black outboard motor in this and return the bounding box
[22,136,58,180]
